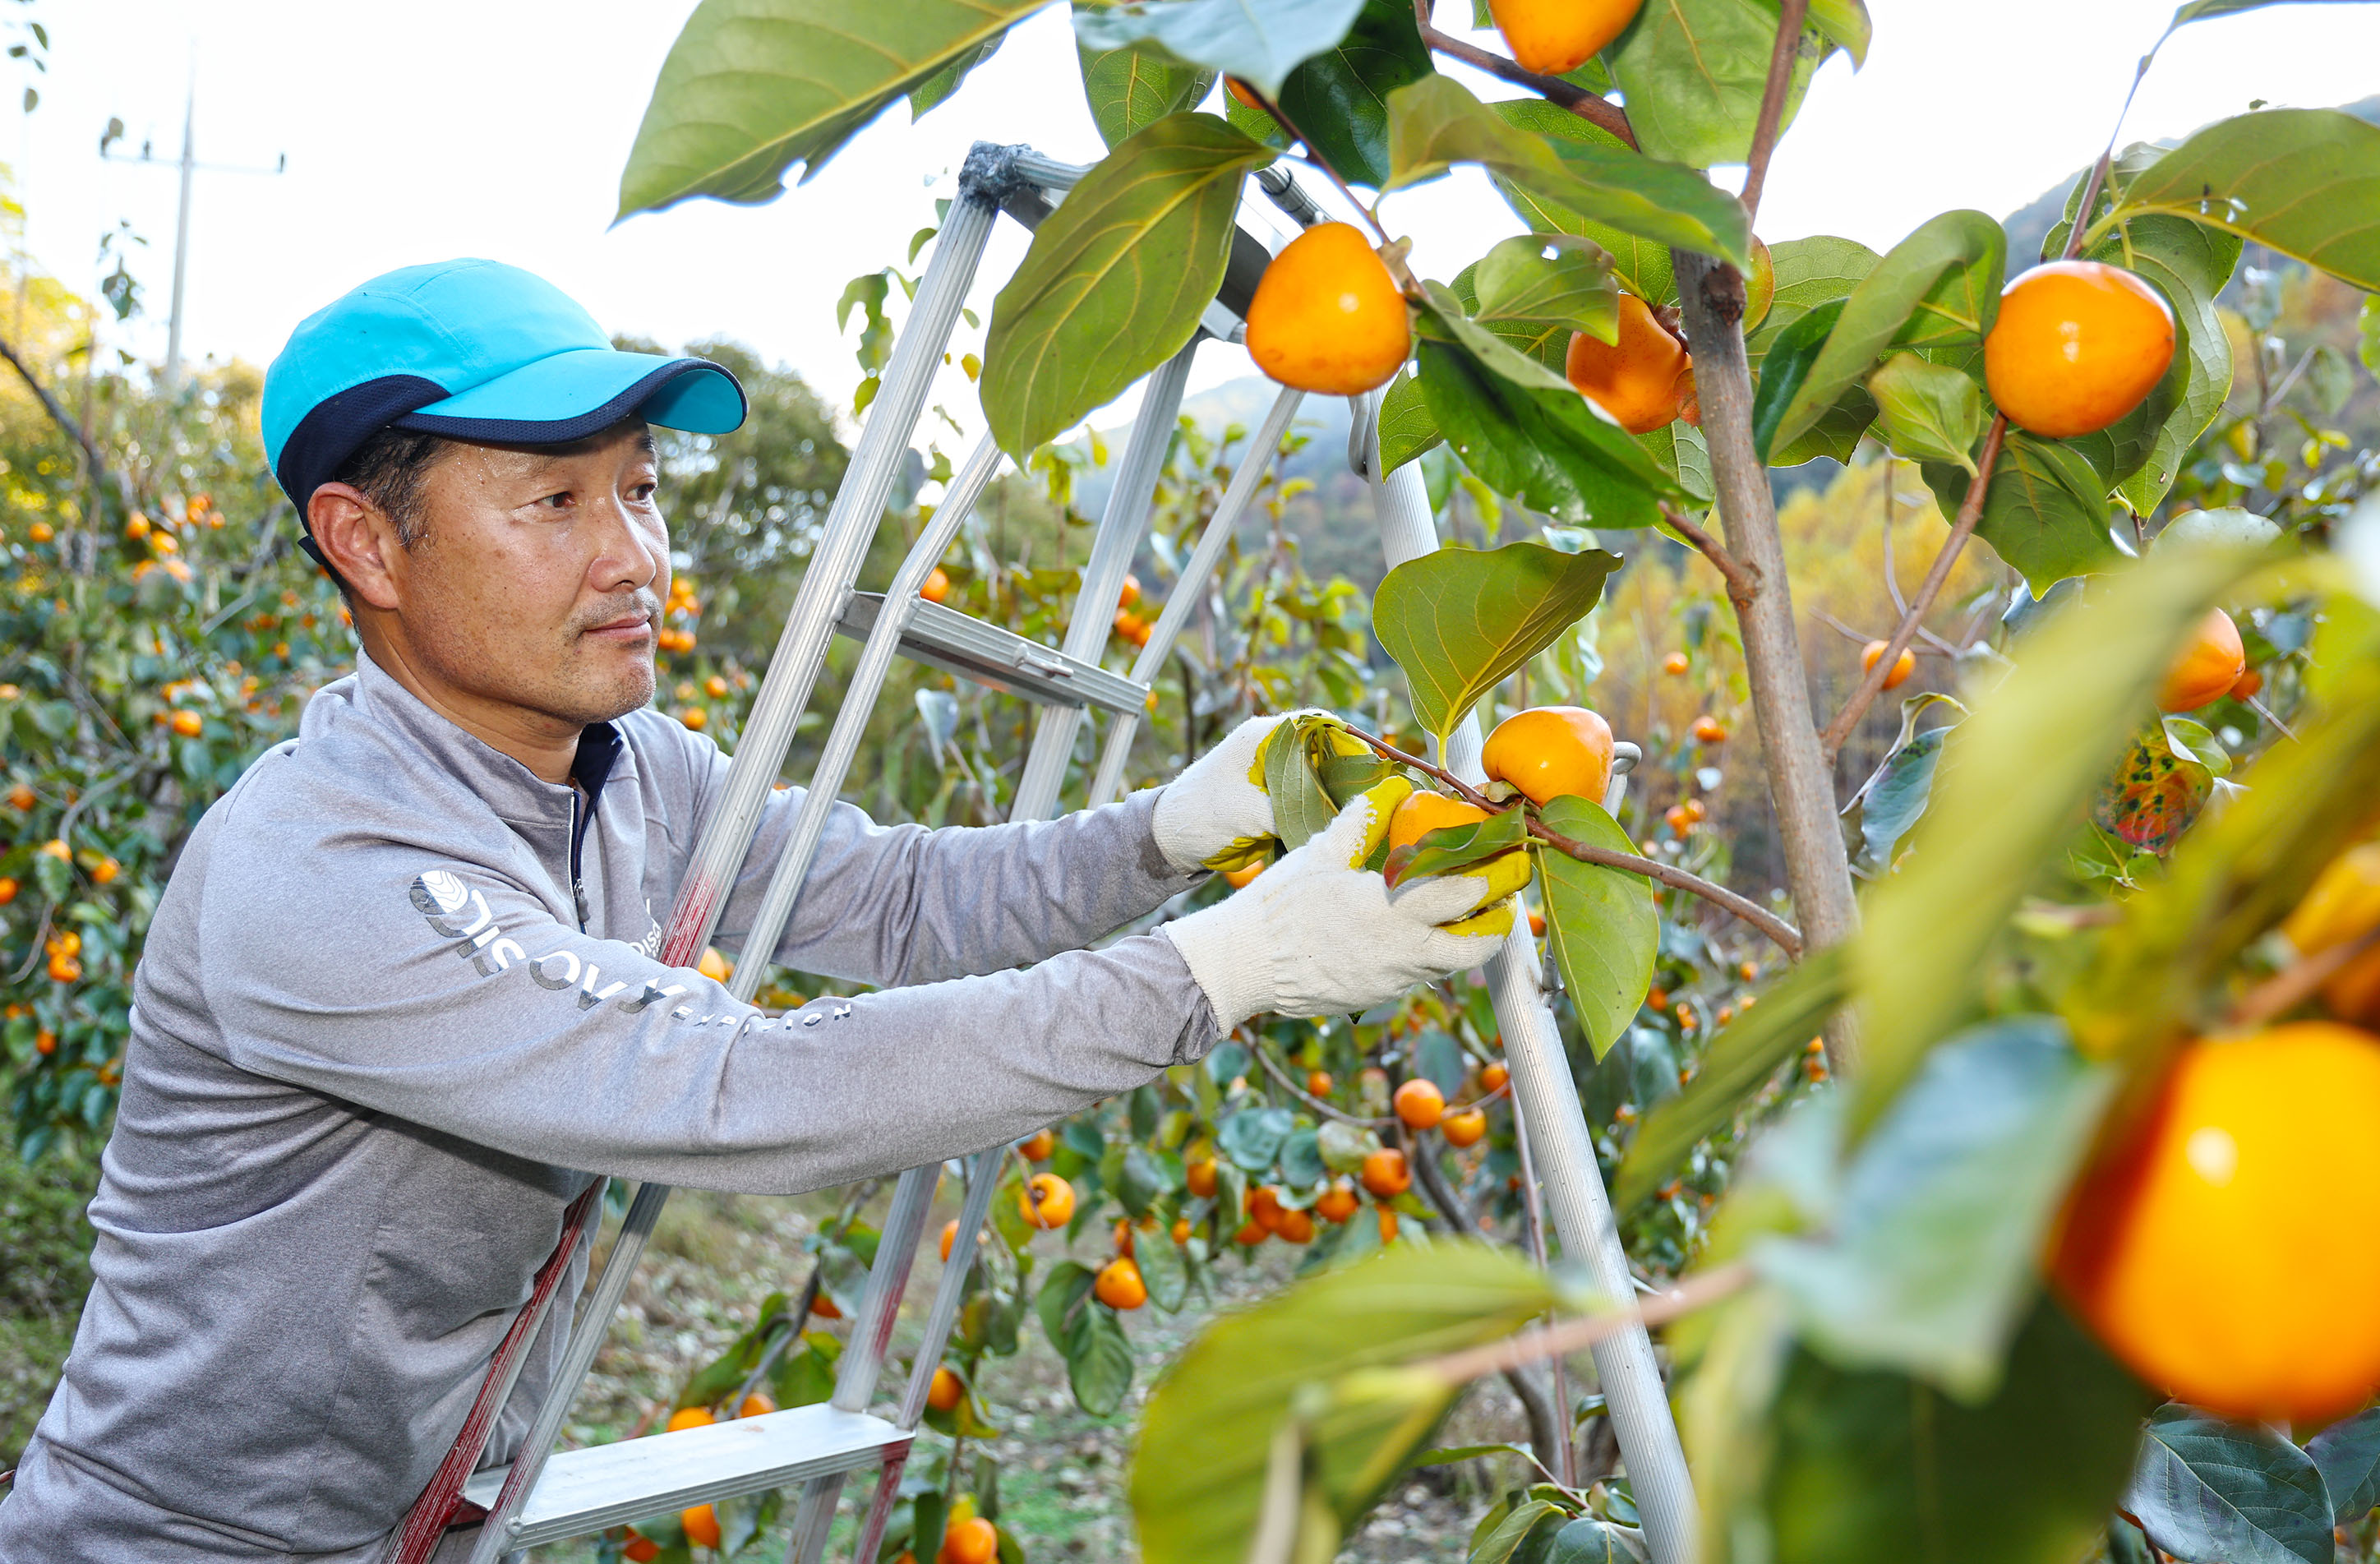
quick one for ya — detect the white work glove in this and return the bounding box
[1150,711,1305,874]
[1160,779,1508,1025]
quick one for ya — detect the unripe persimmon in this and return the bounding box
[1483,705,1614,806]
[1394,1077,1445,1130]
[1566,294,1690,435]
[1360,1146,1411,1198]
[2049,1023,2380,1421]
[1487,0,1643,75]
[1387,791,1490,856]
[1020,1172,1075,1229]
[2156,608,2245,713]
[1441,1107,1489,1147]
[1245,223,1411,396]
[1095,1255,1148,1309]
[1861,640,1916,690]
[1985,261,2175,438]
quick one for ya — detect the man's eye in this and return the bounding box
[536,491,574,510]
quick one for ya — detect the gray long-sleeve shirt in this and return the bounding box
[0,654,1217,1562]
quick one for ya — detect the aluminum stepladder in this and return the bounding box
[439,142,1303,1562]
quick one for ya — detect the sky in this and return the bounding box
[12,0,2380,450]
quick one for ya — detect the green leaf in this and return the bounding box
[1279,1126,1327,1187]
[984,113,1273,459]
[2106,107,2380,288]
[1867,352,1983,473]
[1262,713,1346,850]
[1129,1241,1561,1564]
[1606,0,1826,168]
[2126,1406,2336,1564]
[1745,235,1879,371]
[1753,1298,2157,1564]
[1416,281,1575,394]
[1750,298,1845,463]
[1614,946,1850,1211]
[1473,233,1619,343]
[1756,1019,2115,1399]
[911,27,1006,118]
[1415,339,1675,529]
[2172,0,2364,19]
[2359,293,2380,378]
[2091,214,2243,515]
[1139,1226,1191,1311]
[1271,0,1432,188]
[2308,1405,2380,1524]
[1037,1259,1137,1415]
[1377,370,1441,471]
[1636,419,1713,505]
[618,0,1046,216]
[1483,100,1677,305]
[1373,538,1623,743]
[1220,1105,1296,1170]
[1384,75,1750,270]
[1474,1499,1570,1563]
[1924,432,2125,596]
[1806,0,1873,65]
[1849,544,2270,1137]
[1071,0,1366,97]
[1770,210,2005,456]
[1384,806,1529,886]
[1077,10,1215,150]
[1534,796,1656,1060]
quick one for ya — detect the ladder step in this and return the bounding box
[461,1405,907,1548]
[835,593,1150,717]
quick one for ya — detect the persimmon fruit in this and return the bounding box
[1985,261,2175,438]
[1316,1179,1359,1223]
[739,1391,776,1419]
[1487,0,1644,76]
[2049,1022,2380,1421]
[940,1517,999,1564]
[1273,1206,1317,1243]
[1661,652,1690,676]
[666,1406,715,1433]
[2156,608,2245,713]
[1394,1077,1445,1130]
[928,1365,964,1412]
[1566,294,1690,435]
[920,567,952,604]
[2282,842,2380,1026]
[939,1220,959,1262]
[1387,791,1489,856]
[683,1506,722,1549]
[1307,1068,1333,1097]
[1185,1157,1218,1197]
[1691,715,1727,745]
[1222,860,1266,889]
[1245,223,1411,396]
[1441,1108,1489,1147]
[1095,1256,1147,1309]
[1020,1172,1075,1229]
[1017,1128,1055,1161]
[1479,1063,1510,1093]
[1861,639,1916,690]
[1361,1146,1411,1198]
[1483,705,1615,806]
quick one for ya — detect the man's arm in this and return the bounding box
[195,818,1220,1194]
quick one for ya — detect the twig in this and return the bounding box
[1820,415,2008,761]
[1812,607,1958,661]
[1661,502,1756,606]
[1239,83,1389,246]
[2245,693,2299,742]
[1339,722,1806,956]
[1414,1262,1753,1387]
[2225,926,2380,1031]
[2064,34,2166,261]
[1251,1040,1395,1128]
[1411,13,1638,149]
[1736,0,1810,224]
[0,330,128,510]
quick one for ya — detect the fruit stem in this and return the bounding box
[1336,721,1806,956]
[1736,0,1810,225]
[1818,414,2008,762]
[2225,924,2380,1031]
[1409,3,1640,150]
[1414,1261,1753,1388]
[1248,1040,1396,1128]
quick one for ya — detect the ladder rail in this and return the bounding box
[1009,338,1197,822]
[1086,382,1305,808]
[1356,394,1700,1564]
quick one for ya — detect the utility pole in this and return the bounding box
[99,70,283,392]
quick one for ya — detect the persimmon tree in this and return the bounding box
[625,0,2380,1558]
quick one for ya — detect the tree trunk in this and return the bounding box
[1672,249,1864,1069]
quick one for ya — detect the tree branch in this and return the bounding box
[1819,415,2008,762]
[0,330,127,511]
[1416,1262,1752,1387]
[1736,0,1810,224]
[1339,722,1806,957]
[1662,501,1757,606]
[1412,0,1637,148]
[1251,1040,1395,1128]
[1238,81,1388,244]
[2226,925,2380,1031]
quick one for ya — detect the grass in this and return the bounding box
[0,1146,97,1474]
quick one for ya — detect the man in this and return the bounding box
[0,261,1500,1562]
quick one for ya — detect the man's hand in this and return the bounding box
[1150,711,1306,875]
[1160,777,1510,1025]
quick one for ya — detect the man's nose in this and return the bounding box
[587,494,662,595]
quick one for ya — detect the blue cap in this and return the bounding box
[261,259,747,524]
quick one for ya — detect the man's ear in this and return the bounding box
[307,483,404,611]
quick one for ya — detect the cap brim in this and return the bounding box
[391,348,745,444]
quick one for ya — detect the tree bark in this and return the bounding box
[1672,249,1864,1070]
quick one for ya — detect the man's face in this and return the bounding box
[377,422,669,732]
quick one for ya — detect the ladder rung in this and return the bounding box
[461,1405,907,1548]
[836,593,1150,716]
